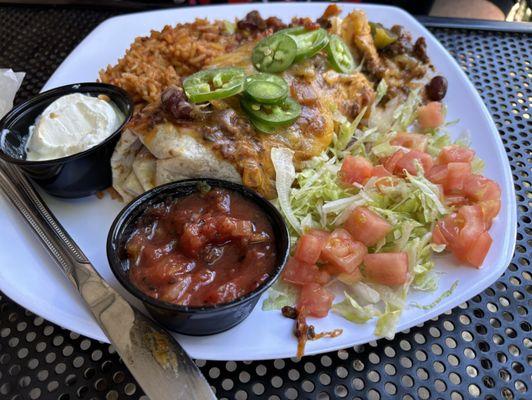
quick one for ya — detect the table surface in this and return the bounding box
[0,5,530,400]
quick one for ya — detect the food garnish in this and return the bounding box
[267,84,501,356]
[244,73,289,105]
[280,26,330,61]
[326,34,356,73]
[252,32,297,73]
[183,67,245,103]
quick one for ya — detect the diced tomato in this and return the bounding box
[337,267,362,285]
[432,212,461,246]
[417,101,444,129]
[426,164,448,184]
[433,204,492,267]
[339,156,373,185]
[362,252,409,286]
[457,205,486,247]
[462,174,501,225]
[180,223,207,257]
[391,132,429,152]
[372,165,392,178]
[438,145,475,164]
[383,150,406,173]
[306,229,330,243]
[432,224,447,246]
[142,254,195,286]
[464,231,492,268]
[282,258,328,286]
[321,229,367,274]
[294,234,326,265]
[298,283,334,318]
[445,195,469,207]
[444,162,471,195]
[463,175,499,203]
[395,150,434,176]
[344,207,392,247]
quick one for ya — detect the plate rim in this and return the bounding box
[3,2,517,360]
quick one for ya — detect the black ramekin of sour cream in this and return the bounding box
[0,83,133,198]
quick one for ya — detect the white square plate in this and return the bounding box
[0,3,516,360]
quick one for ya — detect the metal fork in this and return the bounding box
[0,160,216,400]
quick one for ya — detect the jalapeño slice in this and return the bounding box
[280,26,329,61]
[241,97,301,127]
[252,33,297,73]
[244,73,289,104]
[249,116,278,134]
[183,67,245,103]
[326,35,356,73]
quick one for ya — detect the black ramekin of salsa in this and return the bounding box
[107,179,290,335]
[0,83,133,198]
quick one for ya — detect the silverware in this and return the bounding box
[0,160,216,400]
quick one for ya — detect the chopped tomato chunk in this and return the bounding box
[344,207,392,247]
[417,101,444,129]
[321,229,367,274]
[372,165,393,178]
[426,164,448,184]
[391,132,429,152]
[445,195,469,207]
[464,231,492,268]
[363,252,409,286]
[462,174,501,225]
[383,150,406,173]
[395,150,434,176]
[282,258,329,286]
[298,283,335,318]
[457,205,486,247]
[294,233,326,265]
[438,145,475,164]
[444,162,471,195]
[339,156,373,185]
[432,204,493,267]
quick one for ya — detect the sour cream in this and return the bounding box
[26,93,124,161]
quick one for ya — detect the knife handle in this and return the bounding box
[0,161,88,279]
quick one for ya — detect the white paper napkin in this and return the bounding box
[0,69,25,119]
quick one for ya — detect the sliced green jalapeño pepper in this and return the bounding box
[326,35,356,73]
[183,67,245,103]
[241,97,301,128]
[252,33,297,73]
[244,73,289,105]
[280,27,329,61]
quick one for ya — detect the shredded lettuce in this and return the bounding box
[333,292,379,323]
[375,303,402,339]
[271,147,301,234]
[265,86,468,340]
[410,281,459,310]
[262,281,298,311]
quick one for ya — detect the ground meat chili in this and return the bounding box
[125,188,277,307]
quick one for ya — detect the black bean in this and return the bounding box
[425,76,448,101]
[281,305,298,319]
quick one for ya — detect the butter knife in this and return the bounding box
[0,160,216,400]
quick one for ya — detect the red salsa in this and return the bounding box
[125,187,277,307]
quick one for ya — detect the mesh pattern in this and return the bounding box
[0,6,530,400]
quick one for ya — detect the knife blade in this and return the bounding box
[0,160,216,400]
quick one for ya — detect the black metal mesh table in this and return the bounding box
[0,5,530,400]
